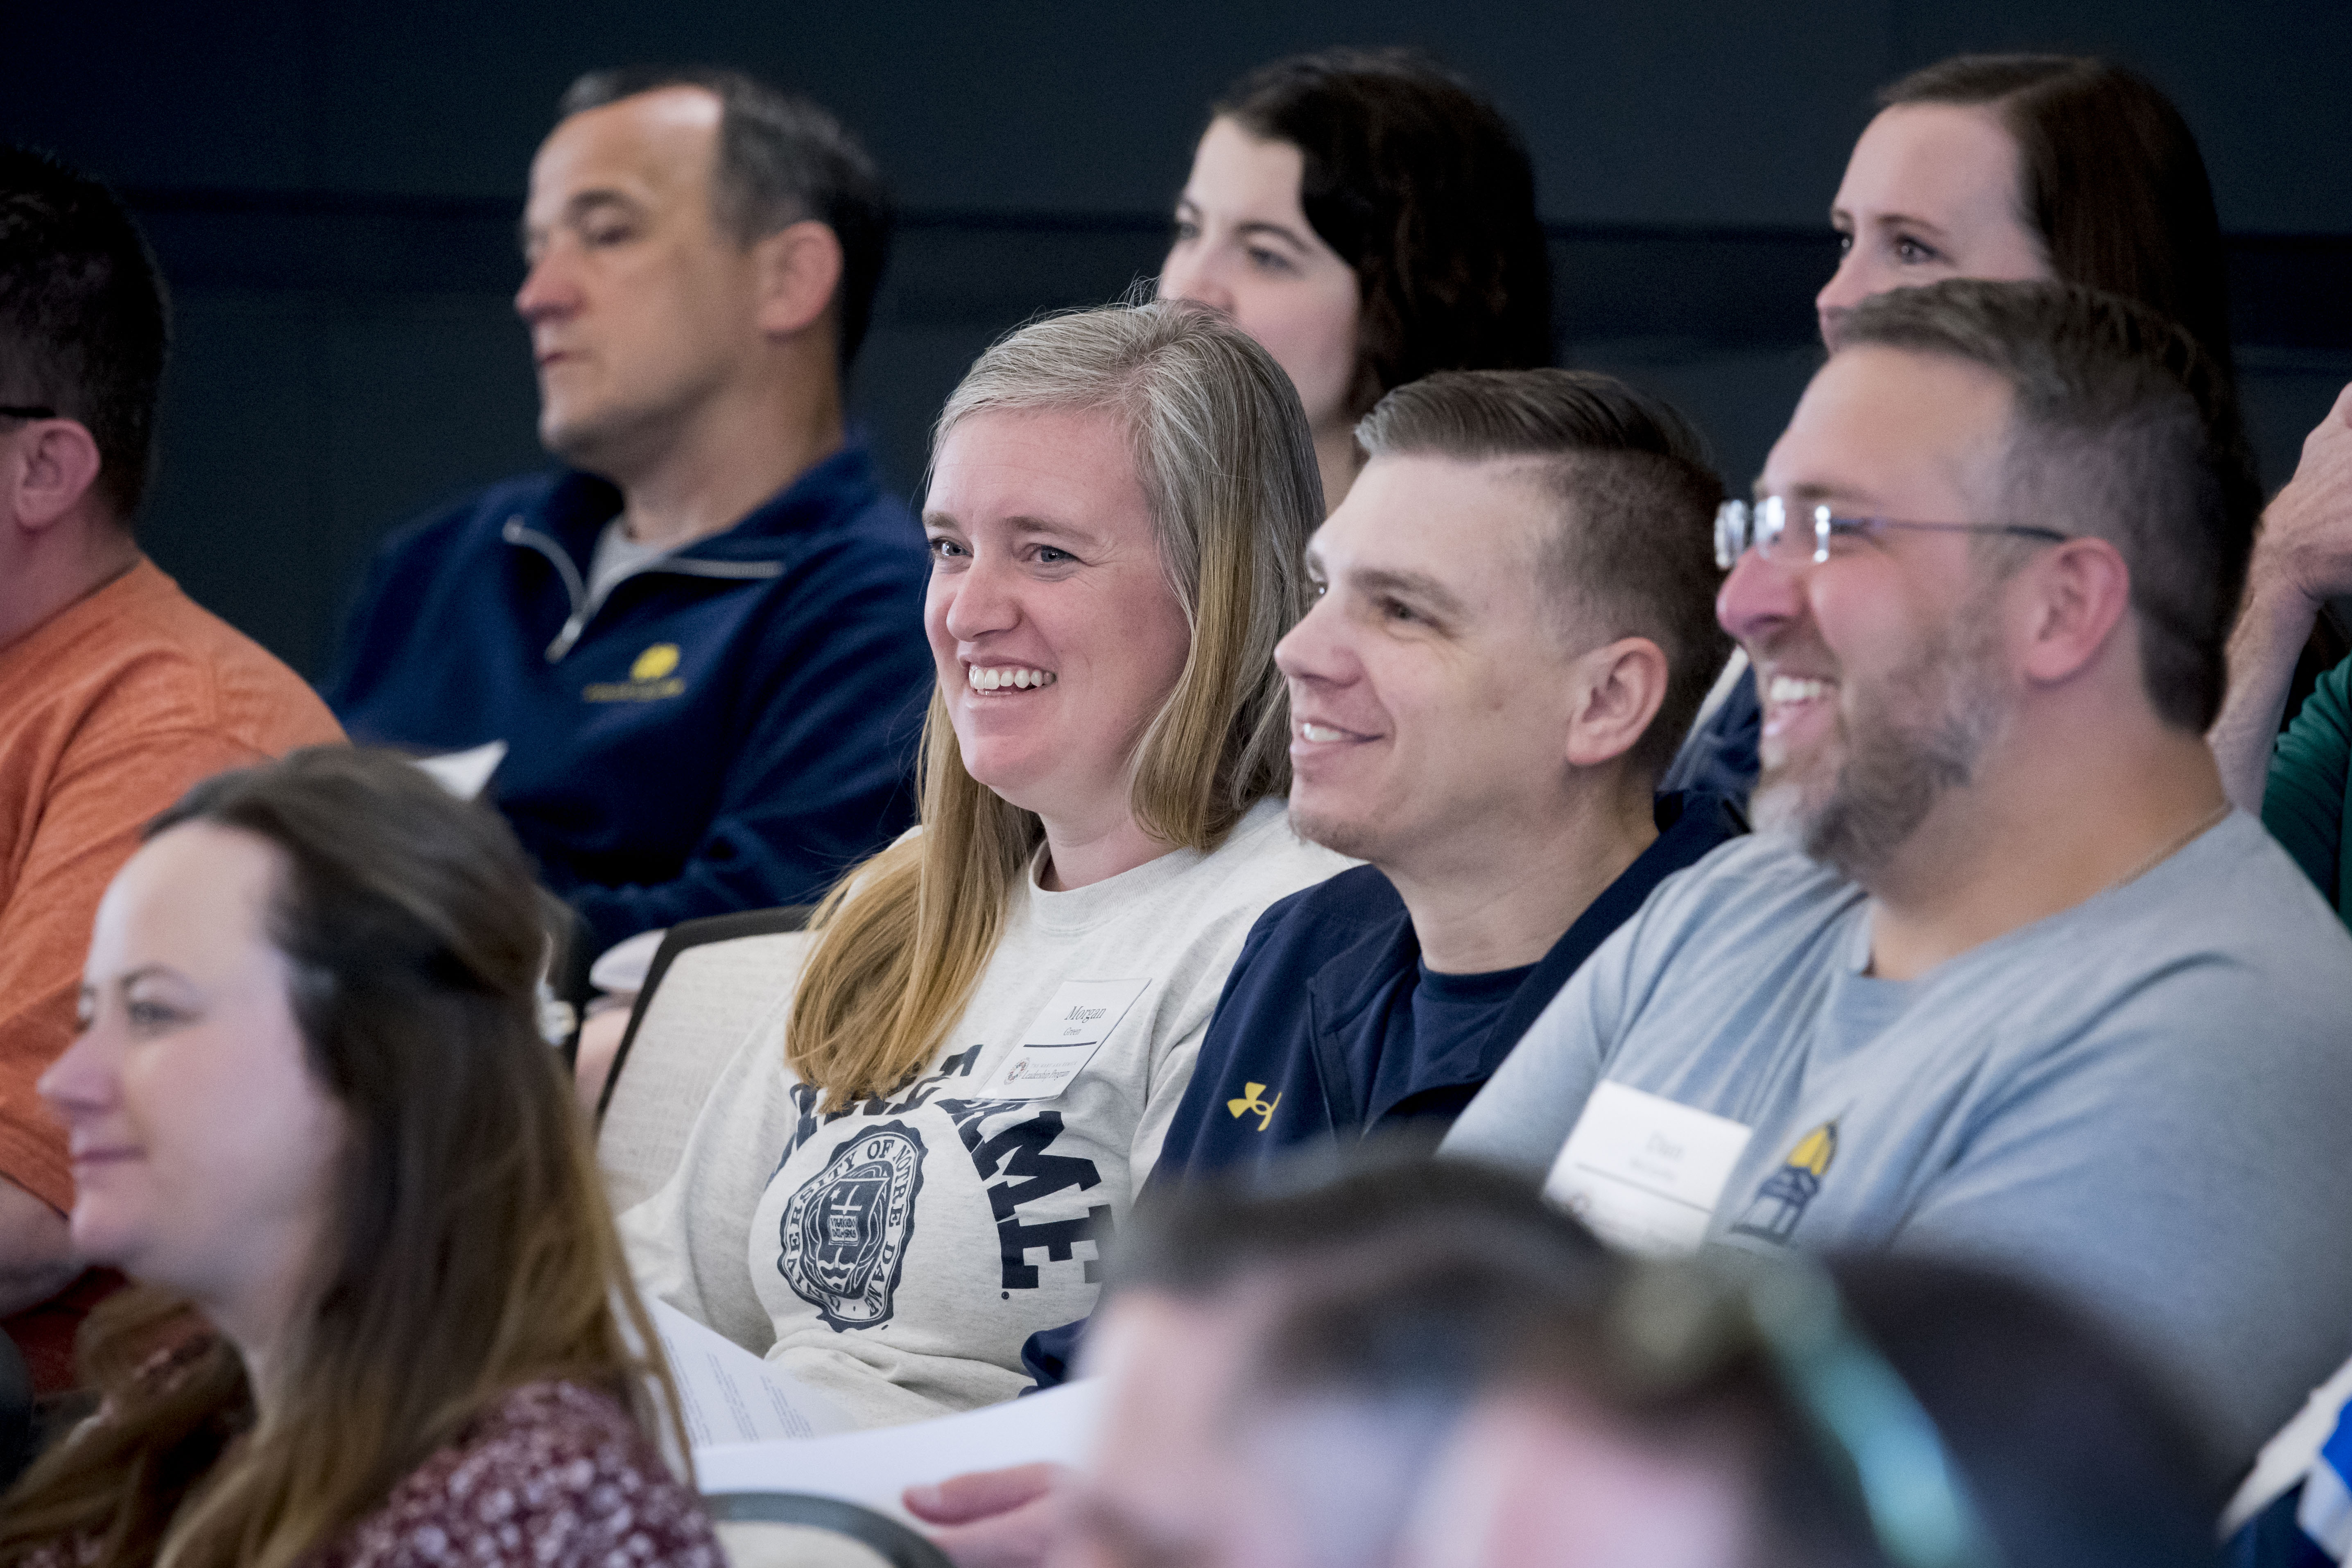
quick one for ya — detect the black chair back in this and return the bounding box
[593,905,813,1124]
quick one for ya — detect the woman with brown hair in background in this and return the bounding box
[1669,52,2237,803]
[0,748,714,1568]
[1157,46,1555,514]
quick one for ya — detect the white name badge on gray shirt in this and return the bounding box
[974,978,1154,1101]
[1545,1081,1754,1256]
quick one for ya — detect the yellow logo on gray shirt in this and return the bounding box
[1729,1121,1837,1243]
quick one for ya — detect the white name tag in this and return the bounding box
[973,978,1153,1102]
[1544,1081,1754,1256]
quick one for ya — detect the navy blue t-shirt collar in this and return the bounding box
[1473,790,1746,1070]
[1394,790,1747,1108]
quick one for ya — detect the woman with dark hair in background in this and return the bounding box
[1157,47,1554,513]
[0,749,715,1568]
[1669,52,2236,803]
[1821,54,2229,366]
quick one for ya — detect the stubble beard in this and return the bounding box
[1752,595,2011,884]
[540,372,699,484]
[1287,799,1386,864]
[541,396,633,475]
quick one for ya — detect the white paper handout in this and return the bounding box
[973,978,1153,1101]
[1544,1080,1754,1256]
[697,1380,1104,1525]
[648,1298,856,1443]
[409,739,508,800]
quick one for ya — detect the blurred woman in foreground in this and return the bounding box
[0,749,714,1568]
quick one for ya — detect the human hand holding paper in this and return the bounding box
[694,1381,1102,1530]
[905,1462,1071,1568]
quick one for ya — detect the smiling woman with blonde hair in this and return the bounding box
[619,298,1348,1427]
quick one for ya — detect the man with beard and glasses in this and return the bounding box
[1441,278,2352,1473]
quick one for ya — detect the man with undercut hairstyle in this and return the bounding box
[325,67,930,960]
[1151,368,1745,1179]
[0,146,344,1391]
[1445,279,2352,1471]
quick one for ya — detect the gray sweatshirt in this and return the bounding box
[1443,815,2352,1466]
[621,799,1350,1428]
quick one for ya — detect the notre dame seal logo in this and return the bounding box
[778,1122,927,1331]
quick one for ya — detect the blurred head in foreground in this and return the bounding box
[1052,1155,1607,1568]
[1056,1152,2222,1568]
[1400,1252,2224,1568]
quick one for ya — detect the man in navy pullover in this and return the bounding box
[911,370,1744,1557]
[324,68,929,956]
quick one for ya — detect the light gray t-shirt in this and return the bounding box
[1443,813,2352,1465]
[620,799,1350,1428]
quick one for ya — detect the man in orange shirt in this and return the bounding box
[0,146,344,1390]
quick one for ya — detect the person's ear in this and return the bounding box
[2017,536,2132,688]
[5,419,104,533]
[1564,636,1670,769]
[751,219,845,343]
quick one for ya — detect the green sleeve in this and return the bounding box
[2263,650,2352,915]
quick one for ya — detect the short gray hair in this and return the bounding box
[1837,278,2260,732]
[934,299,1322,844]
[558,66,893,370]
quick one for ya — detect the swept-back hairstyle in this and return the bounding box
[1213,48,1554,417]
[1839,278,2260,732]
[1877,54,2230,377]
[786,299,1320,1108]
[1108,1151,1609,1309]
[0,143,170,525]
[0,749,684,1568]
[1354,369,1730,781]
[559,66,893,371]
[1104,1154,1616,1568]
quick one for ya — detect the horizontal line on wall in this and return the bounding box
[114,185,1844,241]
[115,187,2352,352]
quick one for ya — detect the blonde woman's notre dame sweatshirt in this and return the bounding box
[620,797,1349,1428]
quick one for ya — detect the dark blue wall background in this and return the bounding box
[6,1,2349,677]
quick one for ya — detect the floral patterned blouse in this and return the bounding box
[312,1381,720,1568]
[27,1380,721,1568]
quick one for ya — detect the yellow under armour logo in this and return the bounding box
[1226,1082,1280,1131]
[631,643,681,681]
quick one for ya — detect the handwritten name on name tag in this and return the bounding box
[974,977,1153,1102]
[1544,1081,1753,1256]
